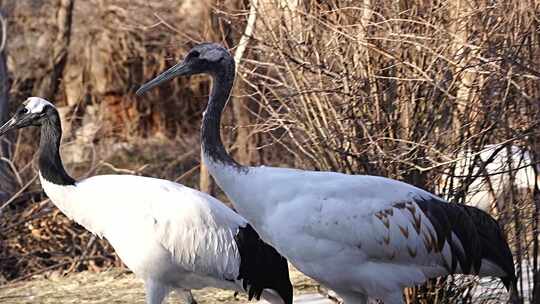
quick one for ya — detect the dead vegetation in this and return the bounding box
[0,0,539,303]
[0,267,322,304]
[231,0,540,302]
[0,0,234,284]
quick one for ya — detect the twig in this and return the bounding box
[151,13,200,44]
[66,235,97,273]
[0,157,23,187]
[0,174,38,213]
[98,161,148,175]
[174,164,200,183]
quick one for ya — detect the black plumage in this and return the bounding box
[235,224,293,304]
[414,195,516,290]
[37,106,76,186]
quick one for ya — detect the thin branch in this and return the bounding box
[0,174,38,213]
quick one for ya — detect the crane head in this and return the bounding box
[0,97,54,136]
[136,43,234,95]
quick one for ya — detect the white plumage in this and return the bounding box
[41,174,244,289]
[207,163,511,303]
[136,43,518,304]
[0,97,292,304]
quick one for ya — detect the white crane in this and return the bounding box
[136,43,518,304]
[0,97,292,304]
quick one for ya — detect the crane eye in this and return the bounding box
[18,107,28,115]
[188,51,200,58]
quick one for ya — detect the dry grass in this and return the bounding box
[0,266,321,304]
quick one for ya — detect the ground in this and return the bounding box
[0,267,334,304]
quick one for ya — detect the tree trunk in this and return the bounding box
[199,152,215,195]
[231,0,259,165]
[231,83,255,165]
[0,10,15,202]
[450,0,477,138]
[33,0,74,100]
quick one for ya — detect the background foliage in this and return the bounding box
[0,0,538,303]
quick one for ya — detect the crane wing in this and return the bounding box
[75,175,245,282]
[356,194,480,274]
[148,180,245,281]
[246,168,514,283]
[302,187,512,280]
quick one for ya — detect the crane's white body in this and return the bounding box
[205,158,507,303]
[135,43,516,304]
[40,173,245,300]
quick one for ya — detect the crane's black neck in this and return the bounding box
[38,108,76,186]
[201,63,243,169]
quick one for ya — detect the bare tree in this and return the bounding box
[33,0,74,100]
[230,0,259,165]
[199,152,215,195]
[0,10,15,203]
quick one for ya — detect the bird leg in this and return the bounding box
[145,280,170,304]
[176,289,198,304]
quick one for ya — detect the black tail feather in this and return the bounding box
[465,207,517,287]
[415,195,518,301]
[235,224,293,304]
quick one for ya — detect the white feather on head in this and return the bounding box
[24,97,54,114]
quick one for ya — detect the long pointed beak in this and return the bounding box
[136,62,191,96]
[0,117,16,137]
